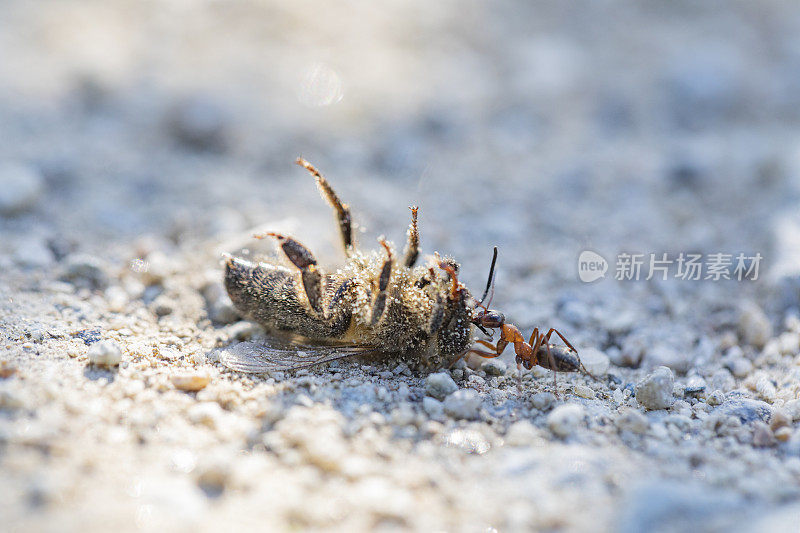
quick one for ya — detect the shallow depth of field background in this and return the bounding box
[4,1,800,532]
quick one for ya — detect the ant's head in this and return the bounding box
[471,308,505,330]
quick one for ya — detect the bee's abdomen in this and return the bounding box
[224,257,351,338]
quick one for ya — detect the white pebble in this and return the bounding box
[547,403,585,438]
[635,366,675,410]
[171,374,210,392]
[87,341,122,368]
[443,389,482,420]
[579,347,610,376]
[422,397,444,419]
[573,384,596,399]
[738,302,772,349]
[481,359,507,376]
[425,372,458,400]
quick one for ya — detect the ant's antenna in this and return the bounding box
[478,247,498,306]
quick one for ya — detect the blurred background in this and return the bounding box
[3,0,800,271]
[4,1,800,531]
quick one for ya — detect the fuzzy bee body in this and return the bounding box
[225,249,473,370]
[222,158,586,383]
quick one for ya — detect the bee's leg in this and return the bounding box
[403,205,420,267]
[426,292,444,334]
[254,232,324,314]
[324,278,353,322]
[295,158,354,256]
[370,239,393,325]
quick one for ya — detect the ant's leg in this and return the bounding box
[296,158,354,256]
[255,232,324,314]
[370,239,393,325]
[403,206,420,267]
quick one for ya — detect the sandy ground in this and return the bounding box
[3,1,800,531]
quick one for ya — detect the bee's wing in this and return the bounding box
[220,337,380,373]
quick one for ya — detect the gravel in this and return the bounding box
[87,341,122,367]
[4,3,800,531]
[635,366,676,410]
[425,372,458,400]
[443,389,482,420]
[547,403,585,438]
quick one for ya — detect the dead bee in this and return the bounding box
[223,158,587,385]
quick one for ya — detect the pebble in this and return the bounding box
[87,340,122,367]
[481,359,506,376]
[0,161,44,215]
[171,374,211,392]
[579,347,610,376]
[775,427,793,442]
[729,358,753,378]
[752,421,776,447]
[547,403,584,438]
[635,366,675,410]
[770,408,791,431]
[531,392,555,411]
[443,389,482,420]
[573,384,596,399]
[714,398,772,424]
[61,254,109,290]
[615,409,649,434]
[706,390,725,406]
[425,372,458,400]
[422,397,444,419]
[203,282,240,324]
[738,302,772,348]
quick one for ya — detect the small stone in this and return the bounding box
[715,398,772,424]
[531,392,555,411]
[706,390,725,406]
[755,377,777,402]
[573,384,595,399]
[425,372,458,400]
[770,408,791,431]
[61,254,109,290]
[615,409,649,434]
[422,397,444,419]
[753,421,776,447]
[775,427,793,442]
[481,359,506,376]
[635,366,675,410]
[0,161,44,215]
[711,369,735,393]
[547,403,584,438]
[171,374,210,392]
[739,302,772,349]
[784,399,800,421]
[579,347,610,376]
[87,340,122,367]
[104,286,129,313]
[729,358,753,378]
[443,389,482,420]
